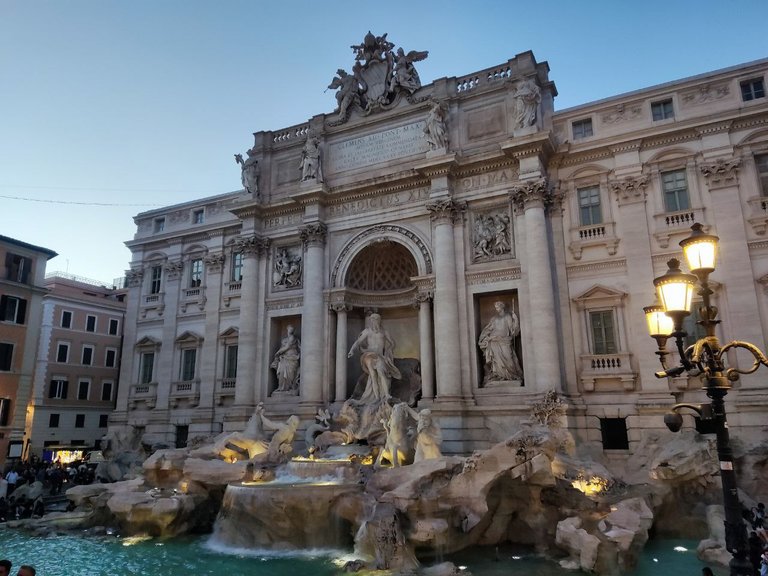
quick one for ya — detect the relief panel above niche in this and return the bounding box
[466,103,505,141]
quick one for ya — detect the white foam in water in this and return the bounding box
[203,535,354,560]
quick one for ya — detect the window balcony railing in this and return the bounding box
[568,221,619,260]
[170,379,200,407]
[215,377,237,405]
[746,196,768,236]
[128,382,157,410]
[180,286,206,313]
[579,352,636,392]
[652,208,706,248]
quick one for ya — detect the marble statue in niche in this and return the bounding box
[271,325,301,394]
[423,100,448,150]
[514,78,541,129]
[348,313,401,403]
[478,301,523,384]
[299,136,323,182]
[472,212,511,261]
[272,247,302,289]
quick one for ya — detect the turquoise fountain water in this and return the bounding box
[0,532,724,576]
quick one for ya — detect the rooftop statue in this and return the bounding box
[514,77,541,129]
[423,100,448,150]
[328,32,428,123]
[299,136,323,182]
[234,150,260,199]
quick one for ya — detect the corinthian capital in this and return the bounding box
[700,158,741,189]
[299,222,328,247]
[425,199,466,224]
[610,175,648,205]
[509,179,550,211]
[204,252,226,273]
[236,234,271,257]
[125,268,143,288]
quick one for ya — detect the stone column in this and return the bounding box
[414,290,435,401]
[198,252,225,409]
[610,175,666,393]
[299,223,327,404]
[114,268,143,419]
[510,179,561,391]
[331,303,351,402]
[701,159,765,384]
[234,235,270,407]
[426,199,465,399]
[154,260,184,411]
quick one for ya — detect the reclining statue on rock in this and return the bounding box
[257,410,301,462]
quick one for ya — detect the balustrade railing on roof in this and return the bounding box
[454,61,513,94]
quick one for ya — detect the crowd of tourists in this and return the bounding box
[745,502,768,576]
[1,458,97,523]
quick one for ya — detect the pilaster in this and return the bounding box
[299,222,328,404]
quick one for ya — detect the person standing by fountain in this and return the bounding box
[348,313,401,403]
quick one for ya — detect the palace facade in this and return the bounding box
[113,45,768,459]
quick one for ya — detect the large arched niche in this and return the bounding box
[331,225,432,402]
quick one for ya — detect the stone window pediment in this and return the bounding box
[573,285,626,309]
[175,331,204,345]
[135,336,161,349]
[219,327,239,340]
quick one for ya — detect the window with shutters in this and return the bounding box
[5,253,31,284]
[0,343,13,371]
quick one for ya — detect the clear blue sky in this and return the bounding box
[1,0,766,284]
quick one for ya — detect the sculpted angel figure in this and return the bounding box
[348,313,401,404]
[328,68,360,118]
[300,136,323,182]
[271,325,300,392]
[423,100,448,150]
[235,151,259,198]
[514,78,541,129]
[388,48,428,94]
[478,301,523,383]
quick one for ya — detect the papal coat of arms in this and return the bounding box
[327,31,428,123]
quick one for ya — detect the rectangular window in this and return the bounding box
[86,315,97,332]
[56,342,70,363]
[75,414,85,428]
[600,417,629,450]
[61,310,73,329]
[49,413,60,428]
[0,295,27,324]
[756,154,768,197]
[49,379,68,399]
[741,78,765,102]
[224,344,238,379]
[81,345,94,366]
[108,318,119,336]
[105,348,117,368]
[572,118,593,140]
[661,169,690,212]
[5,253,30,284]
[590,310,617,355]
[651,99,674,121]
[77,380,90,400]
[193,209,204,224]
[0,398,11,426]
[0,343,13,371]
[140,353,155,384]
[153,217,165,233]
[180,349,197,381]
[231,252,243,282]
[577,186,602,226]
[99,414,109,428]
[189,259,203,288]
[150,266,162,295]
[101,381,113,402]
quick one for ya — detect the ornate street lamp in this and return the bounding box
[644,223,763,576]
